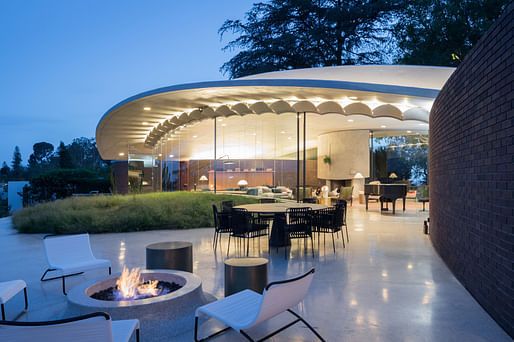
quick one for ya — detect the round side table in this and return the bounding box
[146,241,193,273]
[224,257,268,297]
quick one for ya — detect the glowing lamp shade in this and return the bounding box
[237,179,248,187]
[199,175,208,181]
[389,172,398,179]
[353,172,364,179]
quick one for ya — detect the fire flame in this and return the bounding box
[115,267,161,300]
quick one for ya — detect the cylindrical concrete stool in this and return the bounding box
[224,257,268,297]
[146,241,193,273]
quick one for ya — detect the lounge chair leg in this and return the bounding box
[287,309,326,341]
[62,277,67,295]
[136,328,140,342]
[239,330,256,341]
[1,303,4,320]
[24,287,28,311]
[346,225,349,243]
[194,316,232,342]
[108,267,111,275]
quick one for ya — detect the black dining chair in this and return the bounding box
[212,205,232,252]
[302,198,317,204]
[230,208,269,256]
[221,200,234,212]
[336,200,349,243]
[284,207,314,258]
[313,205,344,253]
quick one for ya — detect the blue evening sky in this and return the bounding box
[0,0,256,166]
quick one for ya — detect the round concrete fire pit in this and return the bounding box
[66,270,211,341]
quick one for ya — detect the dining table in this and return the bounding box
[233,202,328,247]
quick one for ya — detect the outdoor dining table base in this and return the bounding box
[269,214,290,247]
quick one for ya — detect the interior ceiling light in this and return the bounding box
[287,136,292,140]
[193,135,198,138]
[280,130,286,134]
[143,107,151,111]
[349,96,358,100]
[143,122,149,125]
[381,125,387,128]
[169,154,174,158]
[217,118,223,122]
[407,130,412,133]
[119,152,125,156]
[347,119,354,122]
[221,123,227,127]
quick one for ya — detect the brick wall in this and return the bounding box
[429,4,514,337]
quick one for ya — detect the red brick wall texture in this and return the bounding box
[429,4,514,337]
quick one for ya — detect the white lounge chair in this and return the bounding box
[194,268,324,341]
[0,280,28,320]
[40,234,111,295]
[0,312,140,342]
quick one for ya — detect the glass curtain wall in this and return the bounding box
[371,133,429,185]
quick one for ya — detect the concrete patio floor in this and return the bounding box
[0,202,510,341]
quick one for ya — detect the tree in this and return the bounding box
[0,162,10,182]
[394,0,510,66]
[57,141,74,169]
[219,0,402,78]
[28,142,55,178]
[10,146,24,179]
[68,137,107,170]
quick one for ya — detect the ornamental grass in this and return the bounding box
[12,192,258,234]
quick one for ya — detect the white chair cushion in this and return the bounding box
[112,319,140,342]
[51,259,111,276]
[196,289,262,331]
[0,280,26,304]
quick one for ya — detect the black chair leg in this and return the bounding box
[23,287,28,311]
[1,303,5,320]
[331,232,336,253]
[287,309,326,341]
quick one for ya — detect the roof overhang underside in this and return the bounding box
[96,72,449,160]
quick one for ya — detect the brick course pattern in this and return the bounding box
[429,4,514,337]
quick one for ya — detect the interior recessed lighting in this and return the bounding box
[221,123,227,127]
[169,154,174,158]
[251,133,257,136]
[280,130,286,134]
[287,136,292,140]
[381,125,386,128]
[349,96,358,100]
[158,153,162,156]
[143,107,151,111]
[407,130,412,133]
[347,119,354,122]
[142,122,149,125]
[192,135,198,138]
[418,123,426,126]
[217,118,223,122]
[118,152,125,156]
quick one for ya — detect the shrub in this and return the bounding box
[12,192,258,234]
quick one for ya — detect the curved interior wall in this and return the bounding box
[317,130,370,180]
[429,4,514,337]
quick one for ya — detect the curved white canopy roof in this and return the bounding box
[96,65,454,160]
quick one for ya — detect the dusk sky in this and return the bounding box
[0,0,256,166]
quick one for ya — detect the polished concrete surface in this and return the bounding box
[0,201,511,341]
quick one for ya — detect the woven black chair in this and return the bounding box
[302,198,317,204]
[230,208,269,256]
[221,200,234,212]
[313,206,344,253]
[336,200,349,243]
[284,207,314,258]
[212,205,232,252]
